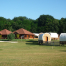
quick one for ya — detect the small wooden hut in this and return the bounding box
[38,33,51,44]
[13,28,34,39]
[0,29,12,39]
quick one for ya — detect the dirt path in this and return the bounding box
[0,41,18,43]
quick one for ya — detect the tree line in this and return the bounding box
[0,14,66,34]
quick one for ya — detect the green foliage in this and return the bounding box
[7,33,15,40]
[0,15,66,34]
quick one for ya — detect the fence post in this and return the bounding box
[53,41,54,46]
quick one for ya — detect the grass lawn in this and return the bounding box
[0,39,66,66]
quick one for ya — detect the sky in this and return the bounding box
[0,0,66,20]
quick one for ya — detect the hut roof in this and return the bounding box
[13,28,34,35]
[0,29,12,35]
[0,31,2,34]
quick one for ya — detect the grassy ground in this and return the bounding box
[0,39,66,66]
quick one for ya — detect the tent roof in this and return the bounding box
[33,33,39,36]
[13,28,34,35]
[0,29,12,35]
[49,33,58,38]
[60,33,66,41]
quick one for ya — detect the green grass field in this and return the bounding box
[0,39,66,66]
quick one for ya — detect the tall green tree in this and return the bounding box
[59,18,66,33]
[37,15,55,32]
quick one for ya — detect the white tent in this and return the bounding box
[49,33,58,38]
[60,33,66,41]
[33,33,39,37]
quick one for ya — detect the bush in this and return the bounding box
[7,33,15,40]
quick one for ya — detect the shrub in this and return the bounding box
[7,33,15,40]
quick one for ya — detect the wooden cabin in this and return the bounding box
[13,28,34,39]
[0,29,12,39]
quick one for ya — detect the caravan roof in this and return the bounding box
[49,33,58,38]
[60,33,66,41]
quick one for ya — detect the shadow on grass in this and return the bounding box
[42,41,66,46]
[42,44,60,46]
[26,40,62,46]
[0,39,9,41]
[60,50,66,52]
[26,40,40,45]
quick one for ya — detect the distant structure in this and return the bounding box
[49,33,59,40]
[0,29,12,39]
[33,33,39,39]
[60,33,66,45]
[39,32,43,35]
[38,33,51,44]
[13,28,34,39]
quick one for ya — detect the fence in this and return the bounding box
[39,41,60,46]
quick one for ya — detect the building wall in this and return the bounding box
[24,35,34,39]
[1,35,7,39]
[15,34,34,39]
[29,35,34,39]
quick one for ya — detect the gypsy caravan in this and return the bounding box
[49,33,59,40]
[60,33,66,45]
[38,33,51,44]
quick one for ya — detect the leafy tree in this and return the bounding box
[59,18,66,33]
[0,15,66,34]
[30,20,38,33]
[37,14,54,32]
[12,16,32,31]
[7,33,15,40]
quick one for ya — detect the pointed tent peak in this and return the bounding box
[13,28,34,35]
[0,29,12,35]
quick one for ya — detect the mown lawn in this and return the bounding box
[0,39,66,66]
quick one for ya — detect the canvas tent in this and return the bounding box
[60,33,66,44]
[49,33,59,40]
[13,28,34,39]
[33,33,39,39]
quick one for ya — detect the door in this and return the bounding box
[46,37,48,41]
